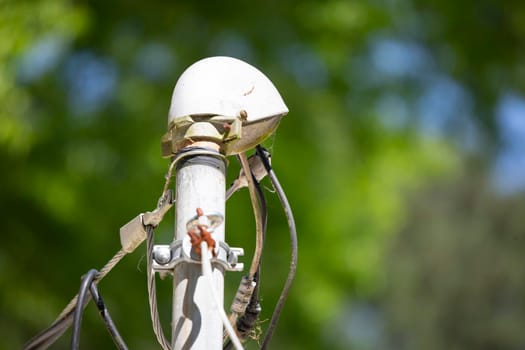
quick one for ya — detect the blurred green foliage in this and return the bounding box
[385,172,525,350]
[1,0,524,349]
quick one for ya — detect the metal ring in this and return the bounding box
[171,147,226,169]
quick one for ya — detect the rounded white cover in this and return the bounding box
[168,56,288,123]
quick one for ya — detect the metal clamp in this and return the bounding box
[161,115,243,157]
[143,190,175,227]
[152,241,244,272]
[119,190,175,253]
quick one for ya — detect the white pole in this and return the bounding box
[172,144,226,349]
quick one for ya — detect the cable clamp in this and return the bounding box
[152,240,244,272]
[119,190,174,253]
[143,190,175,227]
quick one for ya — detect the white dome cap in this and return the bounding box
[168,56,288,123]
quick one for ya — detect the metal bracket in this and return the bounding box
[152,241,244,272]
[119,190,175,253]
[161,115,243,157]
[143,190,175,227]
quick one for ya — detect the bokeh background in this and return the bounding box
[2,0,525,349]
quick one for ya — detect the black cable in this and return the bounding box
[253,172,268,241]
[71,269,98,350]
[89,282,129,350]
[24,248,128,350]
[23,270,122,350]
[29,269,128,350]
[25,162,175,350]
[256,145,298,350]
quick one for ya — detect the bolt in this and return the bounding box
[153,246,172,265]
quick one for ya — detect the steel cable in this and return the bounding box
[146,225,172,350]
[23,249,128,350]
[24,158,178,350]
[238,152,265,281]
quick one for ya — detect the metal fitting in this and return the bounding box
[152,240,244,272]
[153,245,172,265]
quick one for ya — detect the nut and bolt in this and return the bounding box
[153,246,172,265]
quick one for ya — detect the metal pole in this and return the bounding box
[163,56,288,350]
[172,144,226,349]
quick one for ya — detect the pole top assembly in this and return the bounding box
[24,56,295,350]
[161,56,288,156]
